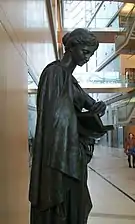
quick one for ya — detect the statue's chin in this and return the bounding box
[78,62,85,67]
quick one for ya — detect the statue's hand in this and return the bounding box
[99,110,105,117]
[91,101,106,115]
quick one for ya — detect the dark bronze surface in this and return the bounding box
[29,28,113,224]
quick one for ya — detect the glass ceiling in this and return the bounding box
[63,1,123,29]
[62,1,125,73]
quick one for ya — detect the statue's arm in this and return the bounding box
[72,76,95,111]
[79,86,106,115]
[80,88,95,110]
[73,76,106,115]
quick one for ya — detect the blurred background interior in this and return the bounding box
[1,1,135,223]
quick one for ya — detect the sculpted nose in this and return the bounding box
[85,55,90,62]
[86,53,92,60]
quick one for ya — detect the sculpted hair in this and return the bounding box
[62,28,99,52]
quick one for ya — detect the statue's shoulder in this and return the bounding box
[42,60,65,75]
[39,61,67,88]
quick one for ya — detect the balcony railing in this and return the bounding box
[74,71,127,88]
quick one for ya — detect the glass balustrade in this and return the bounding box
[28,70,130,91]
[73,71,127,88]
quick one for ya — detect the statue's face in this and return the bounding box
[71,45,95,66]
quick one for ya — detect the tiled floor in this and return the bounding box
[87,146,135,224]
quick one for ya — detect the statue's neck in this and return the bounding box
[60,51,76,74]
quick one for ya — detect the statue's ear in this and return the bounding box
[69,48,73,52]
[69,45,76,52]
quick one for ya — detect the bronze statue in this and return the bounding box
[29,28,112,224]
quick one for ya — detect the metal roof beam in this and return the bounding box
[61,28,125,43]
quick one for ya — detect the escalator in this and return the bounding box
[117,97,135,125]
[115,4,135,54]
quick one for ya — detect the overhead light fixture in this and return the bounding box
[121,3,135,14]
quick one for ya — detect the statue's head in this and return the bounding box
[62,28,99,67]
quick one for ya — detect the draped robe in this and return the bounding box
[29,61,101,223]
